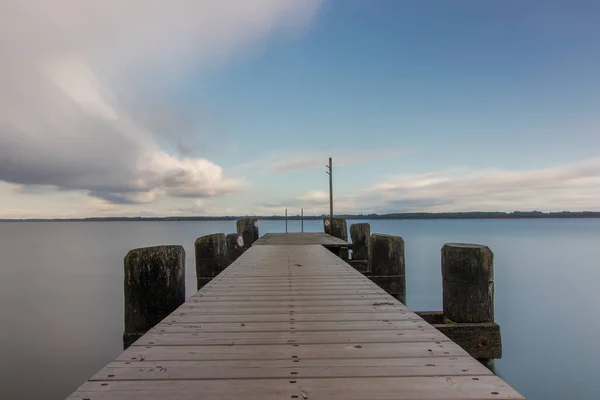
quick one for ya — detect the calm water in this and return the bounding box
[1,219,599,399]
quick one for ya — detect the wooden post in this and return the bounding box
[330,218,348,242]
[195,233,227,290]
[123,245,185,349]
[415,243,501,360]
[369,234,406,304]
[442,243,494,323]
[324,217,348,260]
[350,223,370,260]
[349,223,370,272]
[236,218,259,247]
[226,233,245,266]
[371,234,404,275]
[323,217,346,238]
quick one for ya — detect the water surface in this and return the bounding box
[1,219,599,399]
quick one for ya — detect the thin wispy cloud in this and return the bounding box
[259,190,359,215]
[253,158,600,215]
[0,1,322,205]
[359,158,600,213]
[235,148,404,175]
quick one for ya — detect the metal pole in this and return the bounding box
[328,157,333,224]
[301,208,304,233]
[285,208,288,233]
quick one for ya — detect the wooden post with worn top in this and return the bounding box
[442,243,494,323]
[195,233,227,290]
[123,245,185,349]
[369,234,406,304]
[349,223,370,273]
[323,217,349,260]
[417,243,501,360]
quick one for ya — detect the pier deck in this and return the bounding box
[253,232,349,247]
[68,237,523,399]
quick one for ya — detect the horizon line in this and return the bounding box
[2,210,600,222]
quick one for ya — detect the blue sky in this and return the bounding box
[201,1,600,167]
[1,1,599,217]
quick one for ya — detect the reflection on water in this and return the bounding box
[1,218,599,399]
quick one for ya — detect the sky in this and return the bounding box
[1,1,599,218]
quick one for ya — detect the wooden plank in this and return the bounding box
[253,232,350,247]
[69,376,522,400]
[116,342,469,361]
[203,287,380,293]
[175,306,406,314]
[153,320,430,333]
[164,311,419,323]
[205,285,376,290]
[184,299,402,308]
[91,357,492,380]
[68,243,524,400]
[191,289,383,296]
[97,356,490,370]
[208,279,369,284]
[209,279,374,284]
[132,329,446,346]
[189,294,392,302]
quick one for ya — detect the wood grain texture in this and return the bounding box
[69,377,522,400]
[68,242,524,399]
[91,357,492,381]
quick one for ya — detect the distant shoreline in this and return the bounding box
[2,211,600,222]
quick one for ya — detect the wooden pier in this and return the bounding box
[253,232,349,247]
[68,233,523,399]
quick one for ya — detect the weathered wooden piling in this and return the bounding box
[417,243,501,360]
[226,233,245,266]
[323,217,349,260]
[331,218,348,242]
[442,243,494,323]
[349,223,370,273]
[123,245,185,349]
[236,218,259,247]
[369,233,406,304]
[195,233,227,290]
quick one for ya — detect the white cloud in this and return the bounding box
[0,1,322,204]
[300,191,330,205]
[238,148,404,174]
[360,158,600,212]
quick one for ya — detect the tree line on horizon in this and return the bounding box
[3,210,600,222]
